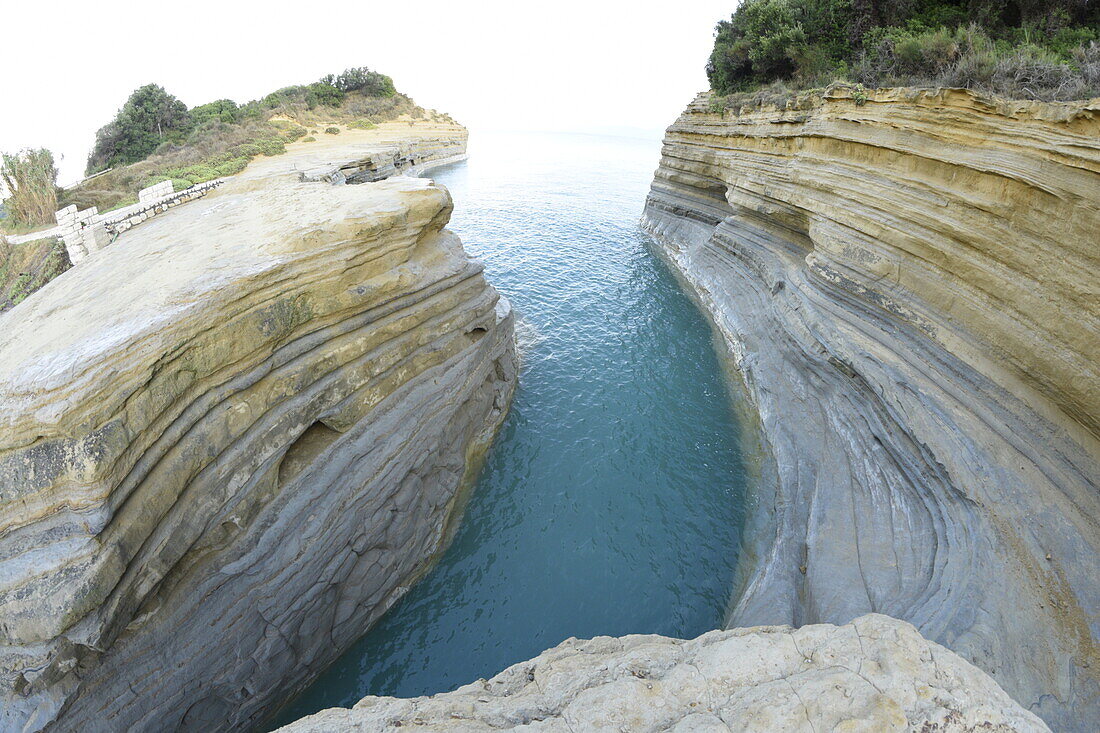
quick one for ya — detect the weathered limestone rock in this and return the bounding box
[0,123,516,731]
[643,87,1100,730]
[279,614,1049,732]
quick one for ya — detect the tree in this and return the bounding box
[708,0,810,91]
[321,67,397,97]
[86,84,192,174]
[1,149,59,228]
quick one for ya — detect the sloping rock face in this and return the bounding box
[0,124,516,731]
[279,614,1049,732]
[644,88,1100,730]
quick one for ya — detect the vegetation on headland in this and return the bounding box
[61,67,453,212]
[707,0,1100,103]
[0,65,456,312]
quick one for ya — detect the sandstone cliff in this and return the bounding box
[643,87,1100,730]
[278,613,1049,732]
[0,123,516,731]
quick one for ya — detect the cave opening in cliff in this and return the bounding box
[278,420,343,486]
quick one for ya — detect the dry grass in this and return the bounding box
[855,27,1100,102]
[1,149,58,228]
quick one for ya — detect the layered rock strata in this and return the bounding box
[0,123,516,731]
[644,87,1100,730]
[300,136,467,183]
[279,613,1049,732]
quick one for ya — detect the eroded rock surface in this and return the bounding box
[0,123,516,731]
[644,87,1100,730]
[279,614,1048,732]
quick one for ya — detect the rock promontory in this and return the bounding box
[279,614,1049,732]
[0,122,516,731]
[644,87,1099,730]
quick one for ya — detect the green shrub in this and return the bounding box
[708,0,852,91]
[348,119,378,130]
[320,67,397,97]
[215,158,250,177]
[305,82,345,109]
[324,127,340,134]
[300,136,317,143]
[232,143,262,158]
[190,99,239,125]
[707,0,1100,100]
[264,86,308,109]
[256,138,286,156]
[166,164,219,183]
[8,272,32,305]
[86,84,192,174]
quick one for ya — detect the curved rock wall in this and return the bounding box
[643,87,1099,730]
[278,614,1049,732]
[0,125,516,731]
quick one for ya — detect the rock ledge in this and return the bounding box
[279,614,1048,732]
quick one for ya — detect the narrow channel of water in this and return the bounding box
[271,131,750,725]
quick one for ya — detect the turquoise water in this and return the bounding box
[270,132,749,726]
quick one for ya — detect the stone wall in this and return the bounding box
[56,179,224,264]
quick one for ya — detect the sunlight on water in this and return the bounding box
[270,131,749,726]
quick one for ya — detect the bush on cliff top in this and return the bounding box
[319,67,398,97]
[708,0,1100,101]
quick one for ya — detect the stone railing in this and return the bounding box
[57,179,225,264]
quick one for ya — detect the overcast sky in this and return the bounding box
[0,0,734,185]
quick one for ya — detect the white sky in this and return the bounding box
[0,0,734,185]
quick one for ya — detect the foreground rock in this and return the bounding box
[644,87,1100,730]
[0,123,516,731]
[279,614,1048,732]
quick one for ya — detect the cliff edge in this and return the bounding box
[0,122,516,731]
[643,86,1099,730]
[279,614,1048,732]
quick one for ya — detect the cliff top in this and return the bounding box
[0,120,468,447]
[691,83,1100,133]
